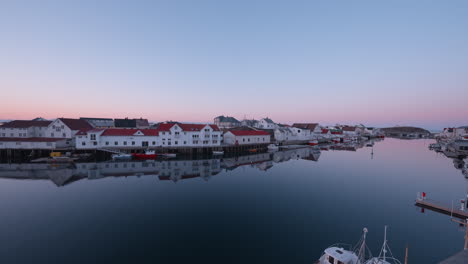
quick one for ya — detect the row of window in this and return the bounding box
[242,137,267,142]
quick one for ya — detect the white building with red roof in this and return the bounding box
[0,137,68,150]
[223,130,270,145]
[0,120,52,138]
[75,128,160,149]
[156,123,222,147]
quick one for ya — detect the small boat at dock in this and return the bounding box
[365,226,401,264]
[132,150,157,160]
[267,144,279,150]
[316,228,370,264]
[112,153,132,161]
[308,140,318,146]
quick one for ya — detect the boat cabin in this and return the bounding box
[321,247,359,264]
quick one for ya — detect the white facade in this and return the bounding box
[75,129,160,150]
[158,124,222,147]
[274,127,314,142]
[254,118,278,130]
[45,119,74,139]
[223,131,270,145]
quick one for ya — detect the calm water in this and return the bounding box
[0,138,466,264]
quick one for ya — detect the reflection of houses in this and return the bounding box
[272,147,321,163]
[430,141,468,178]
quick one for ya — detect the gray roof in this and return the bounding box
[263,118,274,124]
[216,116,240,123]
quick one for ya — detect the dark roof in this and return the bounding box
[80,117,113,121]
[1,120,52,128]
[115,118,137,128]
[215,116,240,123]
[136,119,149,127]
[263,118,274,124]
[292,123,319,130]
[0,137,66,142]
[342,126,358,132]
[59,118,93,130]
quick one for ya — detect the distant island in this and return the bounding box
[380,126,431,138]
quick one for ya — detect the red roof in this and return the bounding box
[0,137,66,142]
[101,129,159,136]
[157,123,220,132]
[321,129,329,134]
[1,120,52,128]
[59,118,93,130]
[228,130,270,136]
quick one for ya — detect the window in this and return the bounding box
[175,132,180,135]
[1,133,4,137]
[203,140,208,144]
[205,129,209,132]
[205,135,210,138]
[61,125,64,129]
[82,142,86,146]
[243,138,245,142]
[123,141,127,145]
[51,133,54,137]
[90,134,96,140]
[328,256,335,263]
[93,142,97,146]
[248,138,250,142]
[132,141,135,145]
[16,142,21,145]
[192,134,199,138]
[213,140,217,144]
[62,133,66,138]
[183,141,186,144]
[11,133,14,137]
[115,141,118,145]
[175,141,178,145]
[142,141,149,147]
[263,137,265,141]
[193,140,198,144]
[152,141,156,145]
[46,142,52,146]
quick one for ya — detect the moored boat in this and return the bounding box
[112,153,132,161]
[308,140,319,146]
[267,144,279,150]
[132,150,157,160]
[365,226,401,264]
[212,150,224,155]
[316,228,370,264]
[160,153,177,158]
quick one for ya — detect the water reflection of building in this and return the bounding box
[429,141,468,178]
[0,141,373,186]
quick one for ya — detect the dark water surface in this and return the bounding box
[0,139,466,263]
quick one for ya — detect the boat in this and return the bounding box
[342,138,352,143]
[248,149,258,153]
[308,140,319,146]
[267,144,279,150]
[332,138,341,144]
[212,150,224,155]
[316,228,370,264]
[131,150,157,160]
[112,153,132,161]
[365,226,401,264]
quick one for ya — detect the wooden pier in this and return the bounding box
[415,198,468,219]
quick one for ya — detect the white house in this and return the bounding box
[223,130,270,145]
[341,126,363,137]
[254,118,278,130]
[0,120,52,138]
[156,123,222,147]
[75,129,160,149]
[241,119,259,127]
[45,118,93,139]
[274,126,314,142]
[292,123,322,134]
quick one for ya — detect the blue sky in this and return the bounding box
[1,0,467,130]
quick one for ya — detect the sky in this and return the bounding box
[0,0,467,130]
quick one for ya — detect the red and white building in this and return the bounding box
[223,130,270,145]
[75,129,160,149]
[156,123,222,147]
[0,120,52,138]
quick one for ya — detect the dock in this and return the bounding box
[415,198,468,219]
[439,250,468,264]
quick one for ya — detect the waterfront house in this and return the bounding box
[46,118,93,139]
[254,118,278,130]
[341,126,362,137]
[213,116,240,129]
[456,126,468,140]
[0,120,52,138]
[274,126,313,143]
[80,117,114,128]
[240,119,259,127]
[156,123,222,147]
[292,123,322,134]
[75,128,160,149]
[223,130,270,145]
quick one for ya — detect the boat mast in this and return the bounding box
[382,225,387,261]
[357,228,368,262]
